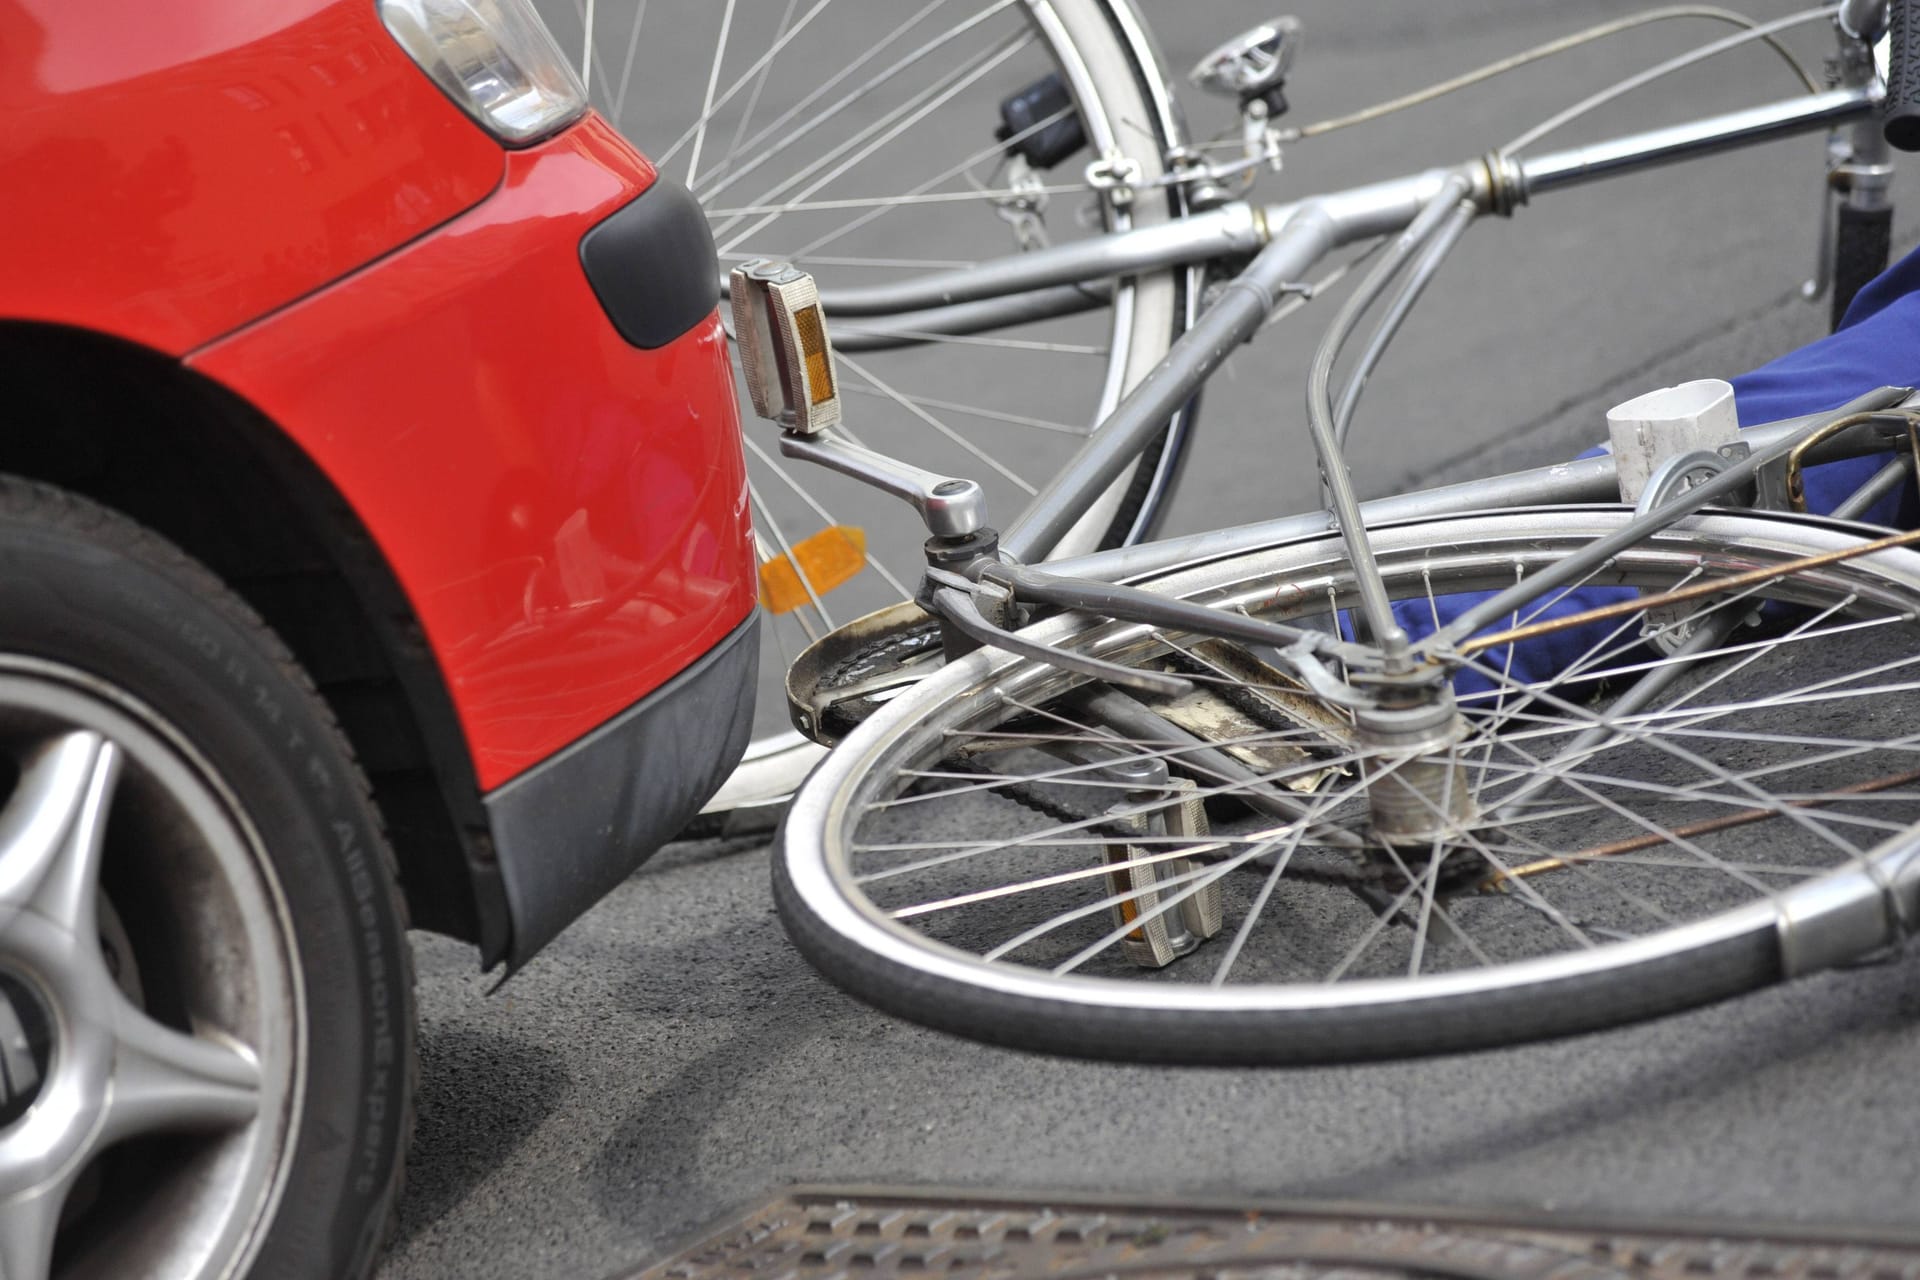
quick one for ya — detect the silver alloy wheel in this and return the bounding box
[0,657,299,1280]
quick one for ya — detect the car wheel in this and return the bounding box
[0,476,413,1280]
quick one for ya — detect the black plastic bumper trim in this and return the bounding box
[579,174,723,350]
[484,609,758,966]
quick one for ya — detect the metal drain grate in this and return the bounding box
[624,1187,1920,1280]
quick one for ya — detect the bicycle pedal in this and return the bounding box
[1103,778,1222,969]
[730,259,841,435]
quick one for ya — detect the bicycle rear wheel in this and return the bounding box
[776,508,1920,1063]
[550,0,1199,817]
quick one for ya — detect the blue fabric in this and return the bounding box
[1385,244,1920,698]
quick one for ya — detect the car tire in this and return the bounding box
[0,475,412,1280]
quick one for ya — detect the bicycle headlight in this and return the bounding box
[379,0,587,146]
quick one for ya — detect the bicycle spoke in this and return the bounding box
[713,27,1032,250]
[656,0,834,172]
[680,0,738,187]
[696,0,978,200]
[610,0,648,123]
[746,480,830,639]
[831,324,1109,355]
[893,829,1277,920]
[741,433,914,598]
[841,383,1089,437]
[837,353,1038,493]
[788,106,1078,259]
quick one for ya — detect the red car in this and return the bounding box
[0,1,757,1276]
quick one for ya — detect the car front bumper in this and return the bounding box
[483,608,758,966]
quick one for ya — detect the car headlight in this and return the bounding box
[379,0,588,146]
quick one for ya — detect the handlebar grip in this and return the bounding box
[1831,202,1893,329]
[1887,0,1920,150]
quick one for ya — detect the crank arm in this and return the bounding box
[780,429,987,538]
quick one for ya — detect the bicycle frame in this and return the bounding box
[762,0,1920,1069]
[989,79,1879,567]
[778,9,1892,591]
[751,0,1911,731]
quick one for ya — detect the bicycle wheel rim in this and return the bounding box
[778,507,1920,1063]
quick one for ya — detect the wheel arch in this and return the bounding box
[0,319,511,963]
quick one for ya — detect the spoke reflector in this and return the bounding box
[758,525,867,614]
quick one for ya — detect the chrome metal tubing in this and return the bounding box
[930,585,1188,695]
[1831,452,1915,519]
[1304,171,1474,656]
[1040,388,1916,586]
[994,561,1366,663]
[1334,198,1479,443]
[778,431,988,536]
[832,283,1107,351]
[872,83,1876,571]
[814,169,1466,318]
[1426,388,1920,650]
[816,202,1267,316]
[997,173,1464,564]
[1516,85,1878,197]
[801,85,1868,332]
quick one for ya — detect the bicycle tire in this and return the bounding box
[562,0,1201,822]
[775,507,1920,1064]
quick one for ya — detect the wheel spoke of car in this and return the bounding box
[99,997,261,1148]
[0,732,115,932]
[0,1184,62,1280]
[0,645,309,1278]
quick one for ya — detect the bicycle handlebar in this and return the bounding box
[1886,0,1920,149]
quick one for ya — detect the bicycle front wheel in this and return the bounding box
[551,0,1200,817]
[776,508,1920,1063]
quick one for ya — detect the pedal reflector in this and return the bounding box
[758,525,866,614]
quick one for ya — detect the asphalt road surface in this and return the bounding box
[379,4,1920,1277]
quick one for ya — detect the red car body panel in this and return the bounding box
[0,0,504,355]
[191,116,757,788]
[0,0,759,960]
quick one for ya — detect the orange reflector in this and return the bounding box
[759,524,866,614]
[793,304,836,406]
